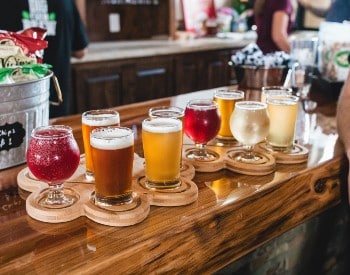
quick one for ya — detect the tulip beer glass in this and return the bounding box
[82,110,120,181]
[26,125,80,208]
[266,94,299,152]
[142,117,183,189]
[90,126,134,208]
[184,99,221,161]
[214,89,244,142]
[230,101,270,163]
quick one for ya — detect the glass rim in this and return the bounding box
[90,126,133,140]
[31,125,73,139]
[266,94,299,104]
[262,86,292,92]
[148,105,184,116]
[187,98,218,109]
[82,109,120,118]
[235,100,267,109]
[214,89,245,99]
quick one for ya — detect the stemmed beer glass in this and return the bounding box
[184,99,221,161]
[26,125,81,208]
[230,101,269,163]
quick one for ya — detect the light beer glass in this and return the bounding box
[90,126,134,208]
[82,110,120,181]
[214,89,244,143]
[266,94,299,152]
[261,86,292,103]
[230,101,270,163]
[142,117,182,189]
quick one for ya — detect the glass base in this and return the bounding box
[235,152,262,163]
[214,136,238,147]
[92,191,137,212]
[36,187,79,209]
[265,143,294,153]
[145,178,181,190]
[185,148,219,161]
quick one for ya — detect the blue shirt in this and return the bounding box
[326,0,350,22]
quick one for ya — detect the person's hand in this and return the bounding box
[298,0,310,9]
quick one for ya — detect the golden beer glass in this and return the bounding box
[82,109,120,181]
[214,89,244,144]
[266,95,299,152]
[261,86,292,103]
[142,117,183,190]
[90,126,134,208]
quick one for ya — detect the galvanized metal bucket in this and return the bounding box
[0,71,61,170]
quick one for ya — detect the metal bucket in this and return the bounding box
[0,71,54,170]
[234,65,288,89]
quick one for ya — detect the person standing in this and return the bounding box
[253,0,295,53]
[0,0,89,118]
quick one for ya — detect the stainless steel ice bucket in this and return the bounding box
[0,71,53,170]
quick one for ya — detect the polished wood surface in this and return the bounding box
[0,86,346,274]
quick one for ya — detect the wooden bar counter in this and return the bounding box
[0,86,348,274]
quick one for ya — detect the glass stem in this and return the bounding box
[195,143,207,158]
[47,183,65,204]
[243,145,254,160]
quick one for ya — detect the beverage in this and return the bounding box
[26,125,80,208]
[26,126,80,185]
[184,100,221,144]
[214,89,244,139]
[230,101,270,146]
[90,126,134,206]
[266,95,299,151]
[261,86,292,103]
[142,117,182,189]
[82,110,120,181]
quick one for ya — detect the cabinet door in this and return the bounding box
[72,64,123,113]
[174,54,201,95]
[123,58,173,104]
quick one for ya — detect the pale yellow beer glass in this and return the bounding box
[261,86,292,103]
[90,126,134,208]
[142,117,182,189]
[82,110,120,181]
[214,89,244,141]
[266,95,299,152]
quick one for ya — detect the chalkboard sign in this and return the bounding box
[0,122,26,152]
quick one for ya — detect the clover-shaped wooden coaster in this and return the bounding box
[256,142,309,164]
[17,154,197,226]
[182,143,276,176]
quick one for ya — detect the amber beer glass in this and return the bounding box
[90,126,134,207]
[214,89,244,141]
[142,117,182,189]
[82,110,120,181]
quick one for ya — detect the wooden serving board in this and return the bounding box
[17,154,198,226]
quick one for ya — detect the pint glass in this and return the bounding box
[266,95,299,152]
[142,117,182,189]
[214,89,244,141]
[90,126,134,206]
[82,110,120,181]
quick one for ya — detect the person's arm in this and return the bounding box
[336,70,350,203]
[72,48,88,59]
[298,0,330,18]
[271,10,291,53]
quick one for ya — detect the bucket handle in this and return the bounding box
[49,74,63,106]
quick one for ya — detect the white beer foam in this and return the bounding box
[143,118,182,133]
[82,113,120,126]
[91,127,133,150]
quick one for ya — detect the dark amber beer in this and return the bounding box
[82,110,120,181]
[90,126,134,206]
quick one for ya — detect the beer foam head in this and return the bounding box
[90,127,134,150]
[142,117,182,133]
[82,111,120,126]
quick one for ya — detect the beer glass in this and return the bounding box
[261,86,292,103]
[142,117,183,189]
[184,99,221,161]
[213,89,244,142]
[230,101,270,163]
[149,106,184,122]
[26,125,80,208]
[266,95,299,152]
[90,126,134,208]
[82,109,120,181]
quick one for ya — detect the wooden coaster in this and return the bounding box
[257,142,309,164]
[134,176,198,207]
[182,144,276,175]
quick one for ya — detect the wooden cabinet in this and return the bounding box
[72,48,237,114]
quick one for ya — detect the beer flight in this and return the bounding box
[25,86,299,210]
